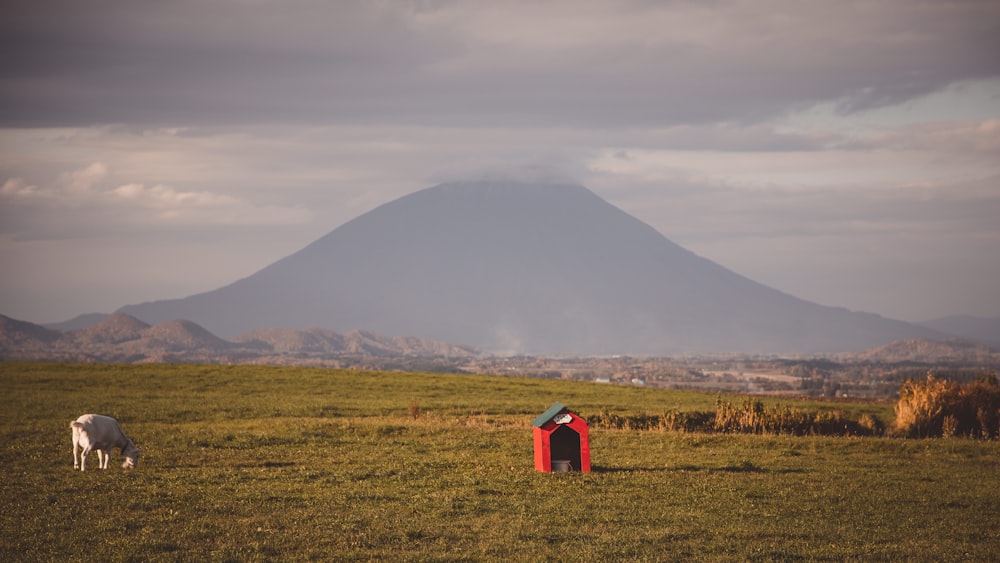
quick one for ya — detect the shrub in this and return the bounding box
[660,409,714,432]
[858,413,885,436]
[712,400,876,437]
[893,372,1000,438]
[589,400,882,437]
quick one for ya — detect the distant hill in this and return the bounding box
[141,319,234,351]
[119,181,943,355]
[70,313,149,344]
[851,338,999,364]
[919,315,1000,349]
[0,313,479,364]
[234,327,347,354]
[233,327,477,357]
[0,314,62,345]
[43,313,109,332]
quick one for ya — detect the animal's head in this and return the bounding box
[123,444,140,469]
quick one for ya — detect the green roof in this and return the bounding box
[531,402,567,428]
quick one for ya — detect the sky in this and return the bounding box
[1,0,999,326]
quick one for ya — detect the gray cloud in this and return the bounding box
[2,0,998,128]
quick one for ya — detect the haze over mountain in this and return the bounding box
[919,315,1000,350]
[119,181,942,355]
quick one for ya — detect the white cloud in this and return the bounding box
[109,183,144,200]
[0,161,312,239]
[57,161,109,195]
[1,177,39,197]
[110,182,239,207]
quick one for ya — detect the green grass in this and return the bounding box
[2,362,998,561]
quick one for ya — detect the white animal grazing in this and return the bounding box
[70,414,140,471]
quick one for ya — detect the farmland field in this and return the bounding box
[2,362,998,560]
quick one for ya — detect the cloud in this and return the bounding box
[848,119,1000,155]
[58,161,109,195]
[1,178,40,198]
[0,162,311,240]
[110,182,240,208]
[2,0,997,128]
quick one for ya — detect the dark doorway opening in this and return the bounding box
[550,424,582,471]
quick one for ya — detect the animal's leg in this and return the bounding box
[72,427,80,470]
[80,446,91,471]
[97,449,109,469]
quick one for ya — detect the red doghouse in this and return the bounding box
[532,402,591,472]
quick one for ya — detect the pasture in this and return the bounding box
[2,362,998,561]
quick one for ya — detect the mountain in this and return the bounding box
[0,313,231,361]
[234,327,347,354]
[0,314,62,345]
[140,319,234,351]
[918,316,1000,349]
[118,181,943,355]
[44,312,109,332]
[0,313,478,364]
[852,338,999,364]
[70,313,150,345]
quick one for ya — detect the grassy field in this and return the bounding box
[2,362,998,561]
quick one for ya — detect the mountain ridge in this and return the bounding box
[0,313,479,363]
[116,181,944,355]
